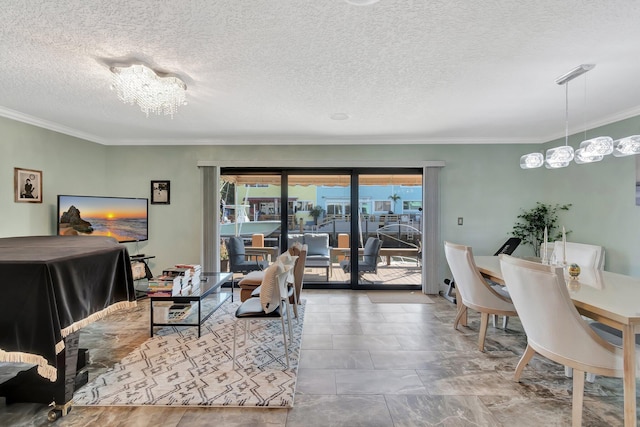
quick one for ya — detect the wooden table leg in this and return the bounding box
[622,324,637,427]
[456,295,467,327]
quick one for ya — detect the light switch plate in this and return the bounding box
[457,217,463,225]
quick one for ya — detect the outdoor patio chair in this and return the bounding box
[226,237,269,299]
[340,237,382,283]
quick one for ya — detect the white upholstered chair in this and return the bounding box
[549,241,606,381]
[499,254,636,427]
[497,241,605,342]
[444,241,518,352]
[550,241,605,270]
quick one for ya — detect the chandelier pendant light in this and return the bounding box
[545,145,574,168]
[574,72,612,164]
[574,148,603,164]
[613,135,640,156]
[520,152,544,169]
[578,136,613,156]
[521,63,640,169]
[110,64,187,118]
[544,66,593,169]
[574,136,613,164]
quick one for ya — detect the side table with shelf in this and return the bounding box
[130,254,155,299]
[149,272,232,338]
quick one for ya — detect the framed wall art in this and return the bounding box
[151,180,170,205]
[14,167,42,203]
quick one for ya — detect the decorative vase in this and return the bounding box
[568,263,580,280]
[220,259,229,272]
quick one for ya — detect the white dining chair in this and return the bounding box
[550,241,606,381]
[492,241,555,328]
[232,259,294,370]
[499,254,637,427]
[550,241,605,269]
[444,241,518,352]
[250,244,307,319]
[497,240,606,380]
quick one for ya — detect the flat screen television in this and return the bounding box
[57,195,148,243]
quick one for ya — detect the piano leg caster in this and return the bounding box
[47,400,72,422]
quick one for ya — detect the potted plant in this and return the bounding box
[220,241,229,272]
[511,202,571,257]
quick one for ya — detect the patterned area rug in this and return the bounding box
[74,300,304,408]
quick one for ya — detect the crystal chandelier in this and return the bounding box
[110,64,187,118]
[519,152,544,169]
[543,65,593,169]
[574,136,612,164]
[613,135,640,156]
[521,64,640,169]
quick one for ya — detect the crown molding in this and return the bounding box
[0,107,107,145]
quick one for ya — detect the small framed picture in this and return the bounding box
[151,180,170,205]
[14,167,43,203]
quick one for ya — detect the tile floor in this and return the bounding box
[0,289,636,426]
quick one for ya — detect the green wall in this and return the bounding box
[2,116,639,282]
[537,115,640,274]
[0,117,108,237]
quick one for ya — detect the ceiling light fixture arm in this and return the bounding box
[555,64,595,86]
[564,82,569,147]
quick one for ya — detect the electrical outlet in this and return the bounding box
[457,217,463,226]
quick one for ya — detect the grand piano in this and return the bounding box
[0,236,136,421]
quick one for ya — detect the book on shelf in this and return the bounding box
[147,274,181,294]
[175,284,193,295]
[174,264,202,276]
[147,290,173,297]
[163,267,192,279]
[148,275,180,287]
[168,303,192,321]
[162,267,193,288]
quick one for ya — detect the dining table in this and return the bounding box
[474,255,640,427]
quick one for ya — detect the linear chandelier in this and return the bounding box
[110,64,187,118]
[520,64,640,169]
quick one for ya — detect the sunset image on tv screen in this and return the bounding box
[58,195,148,243]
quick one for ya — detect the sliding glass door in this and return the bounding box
[218,168,423,290]
[354,173,423,288]
[287,174,351,285]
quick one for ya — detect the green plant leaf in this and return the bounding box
[511,202,572,257]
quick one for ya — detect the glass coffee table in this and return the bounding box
[149,272,232,338]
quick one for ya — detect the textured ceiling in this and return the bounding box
[2,1,640,146]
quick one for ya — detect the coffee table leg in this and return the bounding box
[198,300,202,338]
